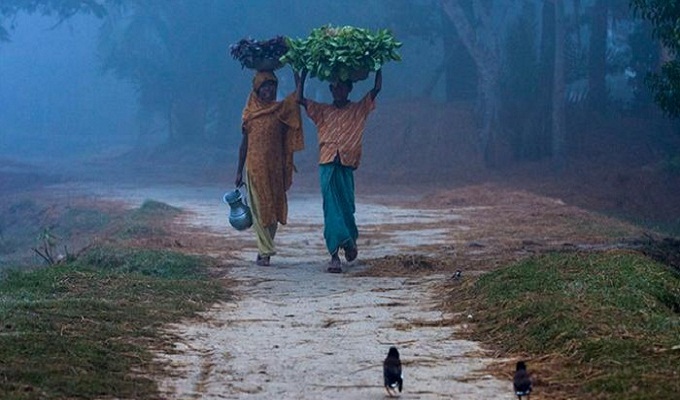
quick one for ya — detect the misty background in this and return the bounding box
[0,14,136,161]
[0,1,421,169]
[1,0,679,226]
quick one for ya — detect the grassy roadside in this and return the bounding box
[0,200,229,399]
[445,250,680,399]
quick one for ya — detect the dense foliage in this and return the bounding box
[631,0,680,118]
[0,0,112,41]
[647,62,680,118]
[631,0,680,51]
[282,25,401,82]
[97,0,237,144]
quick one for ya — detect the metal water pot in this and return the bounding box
[223,187,253,231]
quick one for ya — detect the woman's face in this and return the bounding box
[330,81,352,102]
[257,80,277,102]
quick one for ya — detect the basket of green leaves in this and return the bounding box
[230,36,288,71]
[281,25,401,83]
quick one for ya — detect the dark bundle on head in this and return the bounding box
[229,36,288,70]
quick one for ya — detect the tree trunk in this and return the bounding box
[588,0,608,112]
[441,0,501,167]
[421,63,445,98]
[441,6,477,102]
[573,0,582,47]
[478,63,501,166]
[169,93,207,145]
[538,0,556,160]
[552,0,567,170]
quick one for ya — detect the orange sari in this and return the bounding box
[242,72,304,228]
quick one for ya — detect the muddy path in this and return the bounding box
[61,181,643,399]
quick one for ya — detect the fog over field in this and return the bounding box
[0,14,136,163]
[0,1,678,225]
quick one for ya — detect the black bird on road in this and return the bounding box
[513,361,532,399]
[451,270,462,280]
[383,346,403,397]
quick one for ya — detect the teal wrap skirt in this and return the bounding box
[319,161,358,255]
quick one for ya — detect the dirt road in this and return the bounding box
[71,183,507,398]
[70,182,640,399]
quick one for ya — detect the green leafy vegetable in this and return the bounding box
[281,25,402,82]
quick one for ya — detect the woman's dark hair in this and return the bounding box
[330,80,353,91]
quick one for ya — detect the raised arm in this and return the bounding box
[370,69,382,100]
[293,69,300,91]
[297,69,308,108]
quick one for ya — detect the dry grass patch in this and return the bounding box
[354,254,450,277]
[439,249,680,400]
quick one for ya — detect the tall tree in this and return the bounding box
[383,0,476,101]
[552,0,567,169]
[588,0,609,111]
[539,0,557,159]
[631,0,680,118]
[98,0,235,145]
[440,5,477,101]
[500,1,546,161]
[440,0,513,166]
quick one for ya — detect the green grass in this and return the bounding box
[0,197,185,267]
[0,198,119,265]
[117,200,182,239]
[458,250,680,399]
[0,245,227,399]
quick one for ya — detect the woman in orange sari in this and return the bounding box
[235,71,304,266]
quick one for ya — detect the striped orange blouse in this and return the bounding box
[305,93,376,169]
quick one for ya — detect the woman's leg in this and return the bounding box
[320,163,357,271]
[246,172,276,264]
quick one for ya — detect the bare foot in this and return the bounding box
[326,254,342,273]
[256,254,271,266]
[344,245,358,262]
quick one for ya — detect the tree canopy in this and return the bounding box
[97,1,244,144]
[631,0,680,117]
[0,0,113,41]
